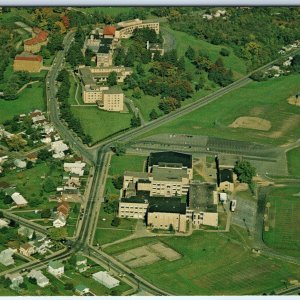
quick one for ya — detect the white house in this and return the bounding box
[11,192,28,207]
[48,261,64,277]
[0,218,9,228]
[92,271,120,289]
[5,273,23,289]
[52,214,66,228]
[51,140,69,159]
[0,248,15,266]
[27,270,49,287]
[63,161,86,176]
[13,159,27,169]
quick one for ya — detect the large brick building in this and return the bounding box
[13,52,43,73]
[24,27,48,53]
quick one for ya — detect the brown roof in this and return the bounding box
[27,153,37,159]
[30,111,42,117]
[103,26,116,36]
[20,243,33,250]
[15,54,43,62]
[57,201,70,216]
[24,28,48,46]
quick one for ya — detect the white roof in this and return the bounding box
[64,162,86,169]
[27,270,49,284]
[219,192,227,201]
[51,140,69,153]
[11,192,28,205]
[0,219,9,228]
[32,115,46,123]
[14,159,27,168]
[53,214,66,228]
[41,137,52,144]
[92,271,120,288]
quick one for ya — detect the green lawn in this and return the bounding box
[105,230,300,295]
[71,106,132,143]
[162,25,247,78]
[263,185,300,257]
[286,147,300,177]
[0,162,63,209]
[94,228,133,246]
[0,84,45,122]
[142,74,300,146]
[109,154,147,176]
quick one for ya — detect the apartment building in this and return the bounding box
[96,52,113,67]
[24,27,48,53]
[116,19,160,39]
[97,88,124,111]
[13,52,43,73]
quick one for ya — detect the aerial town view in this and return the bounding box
[0,6,300,296]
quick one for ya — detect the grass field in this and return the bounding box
[0,162,62,209]
[105,229,300,295]
[108,154,147,176]
[162,25,247,79]
[142,74,300,146]
[263,185,300,257]
[286,147,300,177]
[71,106,132,143]
[0,84,45,122]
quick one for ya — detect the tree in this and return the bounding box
[103,200,119,215]
[3,195,12,205]
[291,54,300,72]
[220,48,230,56]
[28,277,37,285]
[185,46,196,61]
[111,142,126,156]
[132,87,142,99]
[233,160,256,184]
[72,204,79,214]
[26,161,33,169]
[41,208,51,218]
[48,227,68,240]
[149,109,158,120]
[250,70,265,82]
[82,134,92,145]
[111,217,120,227]
[112,176,123,189]
[168,224,175,232]
[130,114,141,128]
[43,177,56,193]
[107,71,117,86]
[38,149,52,161]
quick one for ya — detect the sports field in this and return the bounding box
[263,185,300,257]
[286,147,300,177]
[143,74,300,146]
[105,229,300,295]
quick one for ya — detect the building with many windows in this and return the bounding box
[115,19,159,39]
[13,52,43,73]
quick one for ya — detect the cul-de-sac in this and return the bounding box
[0,6,300,296]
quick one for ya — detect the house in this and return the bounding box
[32,114,46,125]
[63,161,86,176]
[75,254,88,273]
[53,214,66,228]
[14,159,27,169]
[11,192,28,207]
[48,260,64,277]
[26,152,38,163]
[75,284,90,295]
[0,218,9,228]
[13,52,43,73]
[51,140,69,159]
[24,27,48,53]
[27,270,49,287]
[92,271,120,289]
[0,248,15,266]
[19,242,36,257]
[57,201,70,217]
[219,192,228,203]
[5,273,23,290]
[18,226,34,239]
[218,169,234,192]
